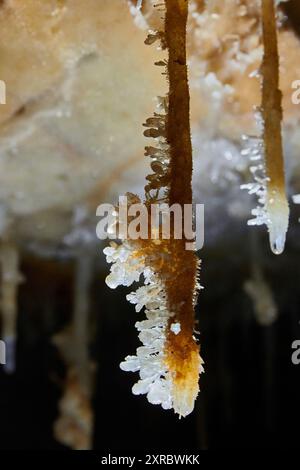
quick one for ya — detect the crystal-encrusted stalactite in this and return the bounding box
[161,0,203,417]
[104,0,203,417]
[241,0,289,255]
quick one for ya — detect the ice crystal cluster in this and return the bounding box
[104,0,203,417]
[104,220,203,417]
[143,96,170,199]
[102,81,178,412]
[105,241,174,410]
[241,114,268,226]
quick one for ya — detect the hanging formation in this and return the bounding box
[104,0,291,416]
[242,0,289,255]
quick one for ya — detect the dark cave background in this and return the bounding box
[0,222,300,450]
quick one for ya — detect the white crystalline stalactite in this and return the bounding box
[53,253,95,450]
[291,193,300,225]
[241,112,289,255]
[244,263,278,326]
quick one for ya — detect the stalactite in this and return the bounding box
[243,231,278,326]
[244,265,277,326]
[0,240,22,374]
[160,0,202,417]
[241,0,289,255]
[104,0,203,417]
[53,253,95,450]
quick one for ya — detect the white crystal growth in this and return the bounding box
[240,117,289,256]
